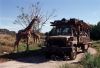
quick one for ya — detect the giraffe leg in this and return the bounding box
[17,44,19,52]
[26,38,29,51]
[36,37,38,43]
[36,37,40,44]
[33,38,35,43]
[13,42,17,52]
[35,39,36,43]
[35,38,36,43]
[14,41,19,52]
[14,38,20,52]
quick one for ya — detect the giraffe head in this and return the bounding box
[33,16,40,23]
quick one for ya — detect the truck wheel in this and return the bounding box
[69,47,77,60]
[51,55,57,60]
[45,52,51,59]
[81,45,85,52]
[63,55,68,61]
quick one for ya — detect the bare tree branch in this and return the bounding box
[39,9,56,31]
[14,2,55,32]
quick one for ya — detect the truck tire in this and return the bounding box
[69,47,77,60]
[81,45,85,52]
[44,52,51,59]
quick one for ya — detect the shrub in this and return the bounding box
[81,53,100,68]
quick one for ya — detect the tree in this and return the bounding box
[90,21,100,40]
[14,2,55,32]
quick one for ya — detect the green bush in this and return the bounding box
[92,40,100,54]
[90,22,100,40]
[81,53,100,68]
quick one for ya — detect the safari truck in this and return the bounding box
[43,18,91,60]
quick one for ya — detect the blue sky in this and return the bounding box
[0,0,100,32]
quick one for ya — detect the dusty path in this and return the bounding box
[0,47,97,68]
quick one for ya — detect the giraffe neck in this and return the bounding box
[24,19,36,31]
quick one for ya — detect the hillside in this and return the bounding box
[0,29,16,36]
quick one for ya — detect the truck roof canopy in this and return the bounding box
[50,18,90,30]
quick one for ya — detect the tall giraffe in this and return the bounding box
[14,17,39,52]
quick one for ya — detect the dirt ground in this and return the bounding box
[0,47,97,68]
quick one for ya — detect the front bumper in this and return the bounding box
[43,46,72,55]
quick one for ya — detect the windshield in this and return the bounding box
[49,26,72,36]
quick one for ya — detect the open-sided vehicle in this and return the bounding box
[44,18,91,60]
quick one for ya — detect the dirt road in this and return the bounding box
[0,47,97,68]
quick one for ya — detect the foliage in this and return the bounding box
[81,53,100,68]
[90,22,100,40]
[92,40,100,54]
[79,41,100,68]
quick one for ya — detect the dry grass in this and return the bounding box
[0,34,15,53]
[59,64,82,68]
[0,34,42,53]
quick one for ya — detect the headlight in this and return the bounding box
[67,42,72,45]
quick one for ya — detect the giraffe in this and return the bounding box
[32,32,40,43]
[14,17,39,52]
